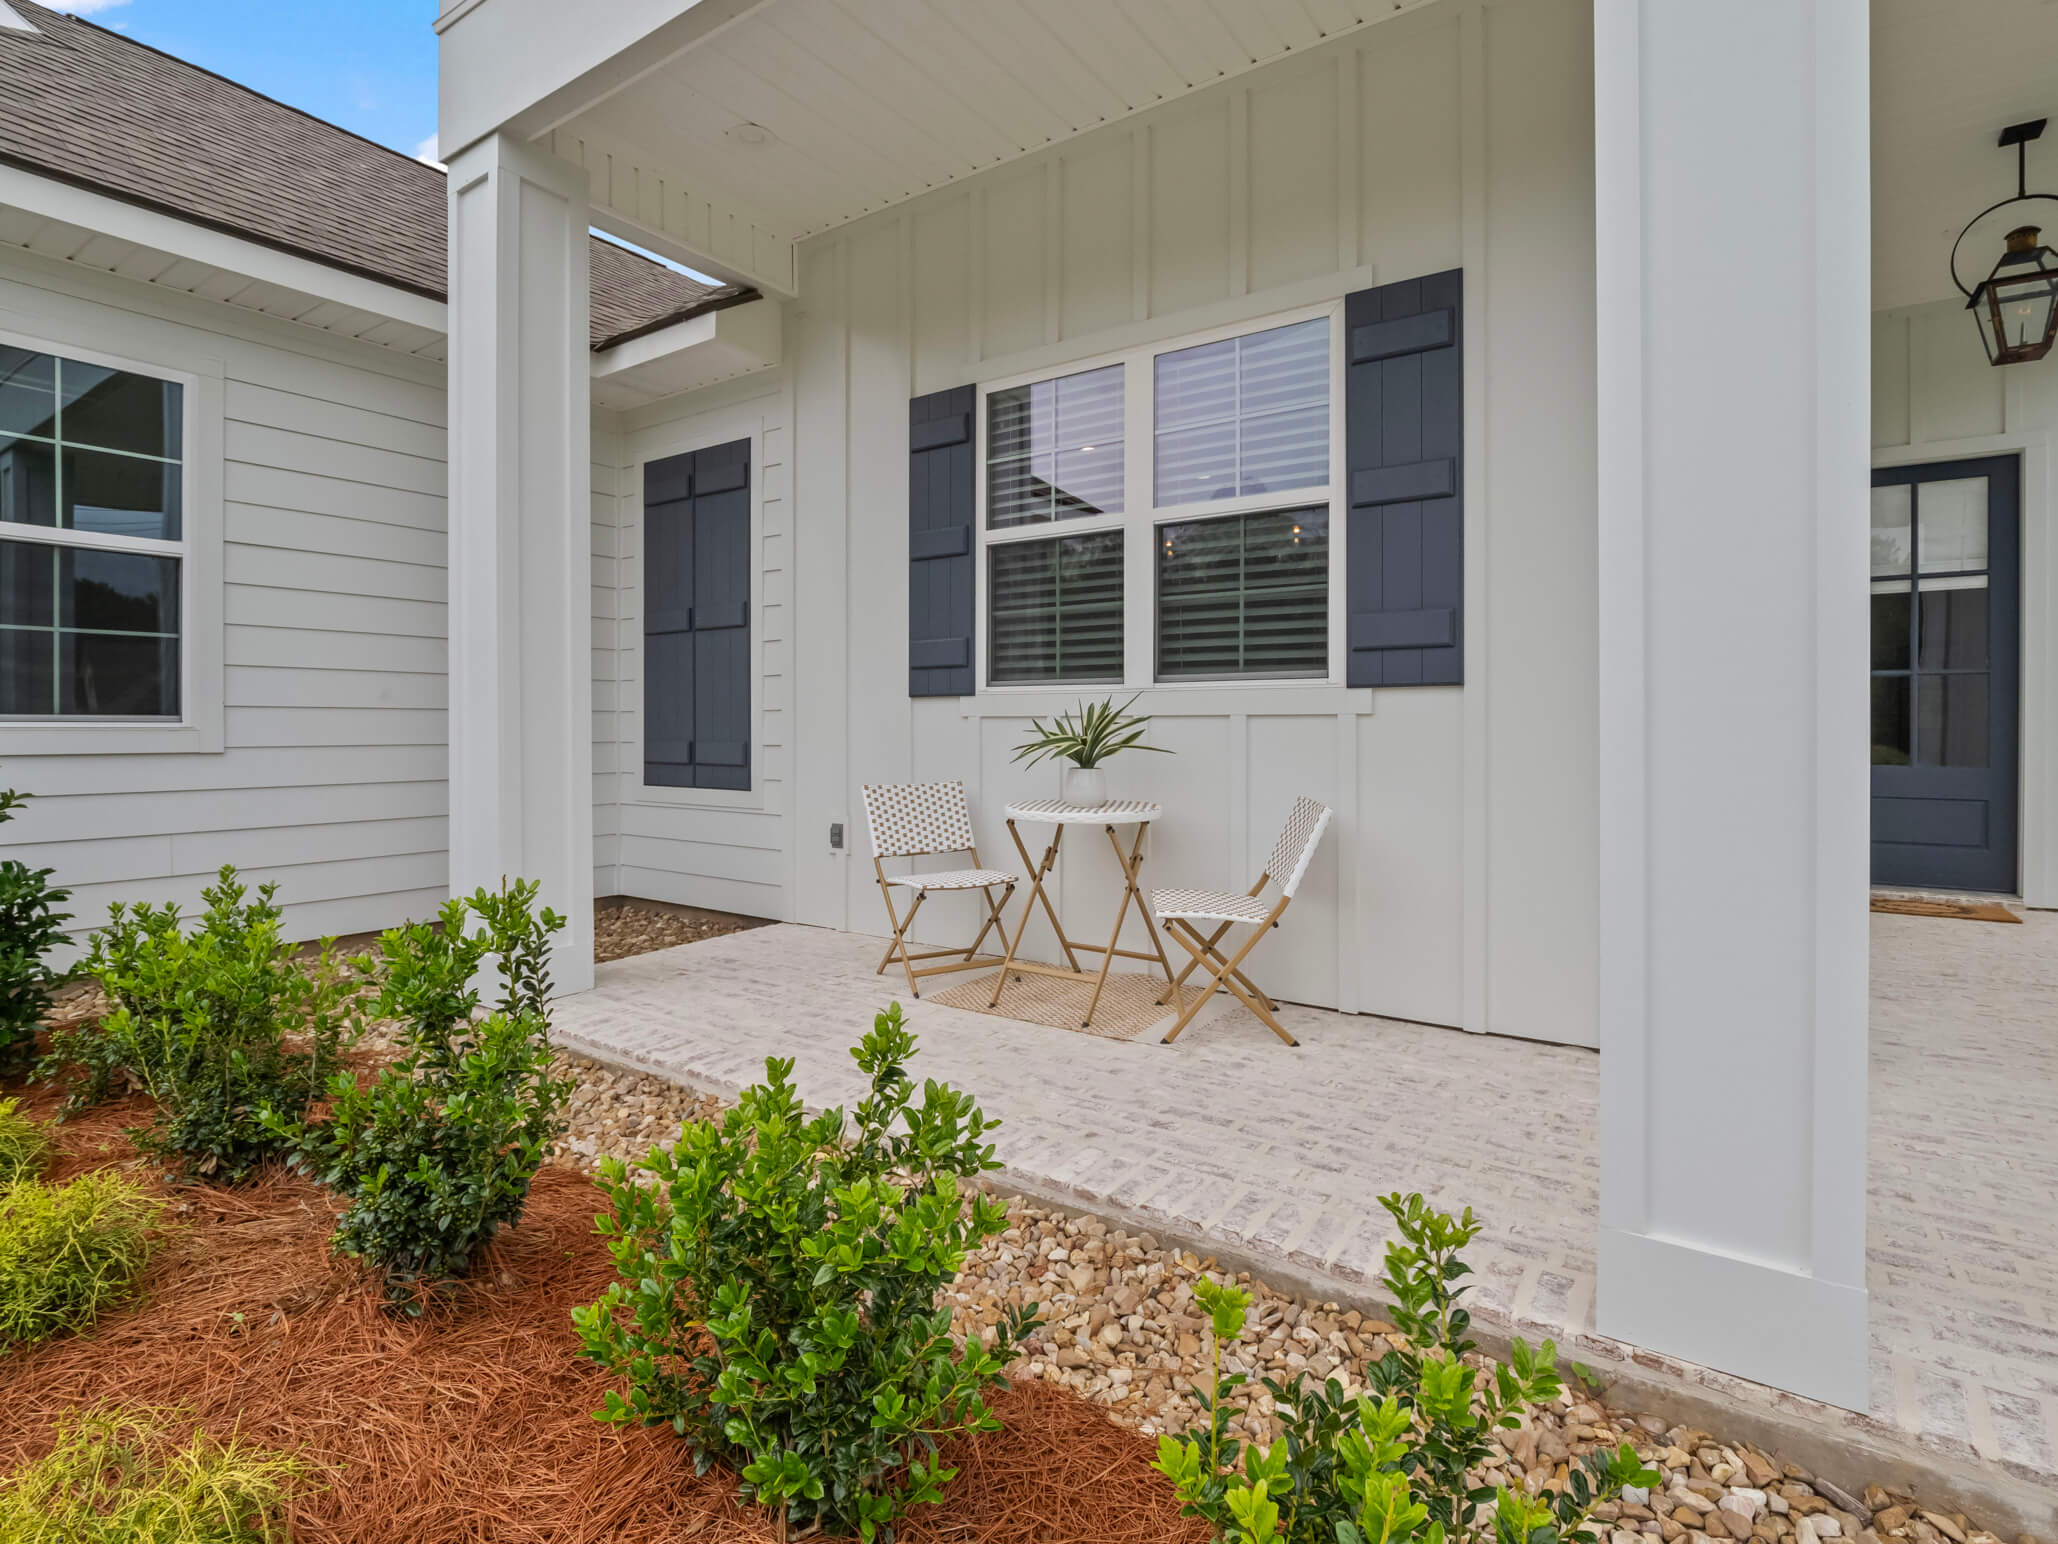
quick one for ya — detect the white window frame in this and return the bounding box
[974,298,1347,694]
[0,317,224,755]
[622,402,768,812]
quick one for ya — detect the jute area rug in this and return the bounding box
[1870,895,2021,923]
[930,968,1207,1043]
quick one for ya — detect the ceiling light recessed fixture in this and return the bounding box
[726,121,774,148]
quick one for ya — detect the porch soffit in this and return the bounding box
[498,0,1447,294]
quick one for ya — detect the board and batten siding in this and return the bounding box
[590,370,793,922]
[0,246,453,951]
[1873,298,2058,907]
[778,0,1599,1044]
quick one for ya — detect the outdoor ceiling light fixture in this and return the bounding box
[1952,118,2058,367]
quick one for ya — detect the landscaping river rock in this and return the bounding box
[547,1056,2041,1544]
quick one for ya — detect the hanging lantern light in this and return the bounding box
[1952,119,2058,367]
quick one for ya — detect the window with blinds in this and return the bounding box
[988,529,1124,684]
[1154,318,1327,509]
[1157,508,1328,681]
[986,363,1123,528]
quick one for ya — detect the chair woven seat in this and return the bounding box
[884,867,1016,893]
[1151,887,1273,925]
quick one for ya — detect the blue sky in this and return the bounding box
[49,0,440,161]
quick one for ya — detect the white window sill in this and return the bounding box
[0,716,223,756]
[956,682,1377,717]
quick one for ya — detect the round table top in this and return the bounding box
[1004,797,1162,824]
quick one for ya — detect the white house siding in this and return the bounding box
[761,0,1599,1044]
[1872,300,2058,906]
[591,372,794,922]
[0,245,450,951]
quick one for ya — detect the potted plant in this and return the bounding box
[1011,694,1170,806]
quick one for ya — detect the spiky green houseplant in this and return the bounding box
[1010,693,1172,770]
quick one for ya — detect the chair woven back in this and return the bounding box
[1265,796,1333,898]
[862,781,978,860]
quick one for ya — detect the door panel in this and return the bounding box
[1869,455,2019,891]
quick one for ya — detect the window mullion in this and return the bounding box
[1123,349,1151,688]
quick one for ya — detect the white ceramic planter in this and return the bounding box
[1061,765,1108,807]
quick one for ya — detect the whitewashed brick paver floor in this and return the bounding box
[552,910,2058,1496]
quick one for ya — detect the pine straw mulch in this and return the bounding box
[0,1079,1201,1544]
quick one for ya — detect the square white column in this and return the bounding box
[446,133,595,995]
[1594,1,1871,1409]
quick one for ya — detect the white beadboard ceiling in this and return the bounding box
[571,0,1435,242]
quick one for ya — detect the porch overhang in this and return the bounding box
[590,293,780,407]
[437,0,1445,301]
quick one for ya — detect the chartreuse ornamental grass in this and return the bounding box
[0,1098,52,1191]
[0,1170,160,1349]
[0,1407,303,1544]
[1155,1192,1660,1544]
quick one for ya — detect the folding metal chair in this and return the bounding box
[1151,795,1333,1046]
[862,781,1018,999]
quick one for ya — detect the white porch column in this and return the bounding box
[1594,2,1870,1409]
[446,133,595,995]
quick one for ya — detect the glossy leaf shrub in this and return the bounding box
[282,881,572,1309]
[575,1005,1039,1542]
[0,1170,159,1348]
[42,867,361,1183]
[0,785,71,1078]
[1155,1193,1660,1544]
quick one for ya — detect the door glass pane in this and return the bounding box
[1871,581,1910,670]
[1916,672,1988,767]
[1918,477,1988,573]
[1917,578,1989,671]
[1871,676,1911,764]
[1870,484,1911,575]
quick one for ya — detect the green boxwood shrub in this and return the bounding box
[574,1004,1038,1543]
[0,1099,51,1191]
[0,1406,303,1543]
[1154,1193,1659,1544]
[0,1170,159,1349]
[0,784,72,1079]
[41,867,361,1183]
[279,880,572,1309]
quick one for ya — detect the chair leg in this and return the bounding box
[881,890,928,998]
[1158,918,1233,1004]
[1160,917,1295,1045]
[1159,921,1228,1043]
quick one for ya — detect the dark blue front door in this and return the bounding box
[1870,455,2020,892]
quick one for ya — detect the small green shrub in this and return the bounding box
[575,1005,1038,1543]
[0,1099,51,1191]
[41,867,362,1183]
[0,785,72,1078]
[279,880,572,1308]
[0,1406,302,1543]
[1154,1193,1659,1544]
[0,1170,159,1348]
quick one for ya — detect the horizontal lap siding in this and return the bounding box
[0,254,452,951]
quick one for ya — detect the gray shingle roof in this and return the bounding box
[0,0,752,349]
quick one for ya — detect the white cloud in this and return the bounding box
[45,0,132,13]
[413,135,443,169]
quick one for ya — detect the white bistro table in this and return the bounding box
[988,798,1174,1029]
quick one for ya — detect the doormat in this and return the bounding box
[929,969,1205,1042]
[1870,895,2022,923]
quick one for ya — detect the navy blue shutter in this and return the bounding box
[909,385,975,696]
[1345,270,1463,686]
[643,438,751,789]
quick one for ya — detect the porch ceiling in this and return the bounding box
[1873,0,2058,312]
[528,0,1438,291]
